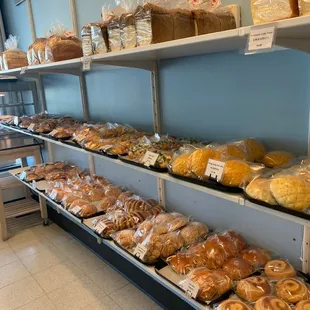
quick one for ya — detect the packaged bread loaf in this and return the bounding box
[171,9,195,40]
[251,0,298,24]
[45,21,83,63]
[214,8,236,31]
[69,199,98,218]
[107,12,122,52]
[81,24,93,56]
[111,229,136,249]
[91,23,109,54]
[3,35,28,70]
[192,10,221,35]
[135,2,174,46]
[222,257,253,280]
[27,38,47,65]
[300,0,310,15]
[261,151,294,168]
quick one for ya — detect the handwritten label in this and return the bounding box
[142,151,159,167]
[13,116,19,126]
[133,244,147,260]
[248,26,275,51]
[19,171,27,180]
[96,221,107,234]
[205,159,225,181]
[32,180,37,188]
[83,56,92,71]
[180,279,199,298]
[20,67,27,75]
[28,123,36,131]
[71,206,81,215]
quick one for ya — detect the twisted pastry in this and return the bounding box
[264,260,296,280]
[254,296,291,310]
[219,299,252,310]
[275,278,309,304]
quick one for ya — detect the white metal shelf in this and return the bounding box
[9,170,205,310]
[4,124,310,227]
[1,15,310,77]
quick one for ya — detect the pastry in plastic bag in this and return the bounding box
[192,10,221,35]
[221,231,247,252]
[27,38,47,65]
[124,197,152,212]
[245,138,266,162]
[170,152,192,177]
[221,160,253,187]
[167,252,197,275]
[105,185,123,198]
[182,268,233,302]
[112,229,136,249]
[160,231,184,258]
[295,300,310,310]
[270,176,310,211]
[254,296,292,310]
[251,0,298,25]
[236,276,272,302]
[208,234,239,259]
[218,299,252,310]
[133,219,153,244]
[3,35,28,70]
[69,199,97,217]
[168,214,189,232]
[246,178,278,205]
[275,278,309,304]
[261,151,294,168]
[264,260,296,280]
[171,9,195,40]
[241,248,271,267]
[140,231,163,262]
[222,257,253,280]
[180,222,208,246]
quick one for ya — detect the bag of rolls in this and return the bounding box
[45,21,83,63]
[2,35,28,70]
[27,38,47,66]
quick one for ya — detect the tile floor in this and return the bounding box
[0,223,162,310]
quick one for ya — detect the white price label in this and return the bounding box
[83,56,92,71]
[133,244,147,260]
[13,116,19,126]
[142,151,159,167]
[32,180,37,188]
[181,279,199,298]
[20,67,27,75]
[19,171,27,180]
[248,26,275,51]
[28,123,36,131]
[49,129,59,136]
[96,221,107,234]
[71,206,81,215]
[205,159,225,181]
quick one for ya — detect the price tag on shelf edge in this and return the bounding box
[133,243,147,260]
[19,171,27,180]
[142,151,159,167]
[247,25,276,53]
[32,180,37,189]
[204,159,225,182]
[180,279,199,299]
[82,56,92,71]
[71,206,81,215]
[13,116,19,126]
[20,66,27,75]
[96,221,107,234]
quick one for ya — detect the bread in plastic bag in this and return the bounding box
[133,219,154,244]
[244,138,266,162]
[69,199,97,217]
[264,259,296,280]
[220,231,247,252]
[171,8,195,40]
[111,229,136,249]
[91,23,109,54]
[45,21,83,63]
[27,38,47,66]
[192,10,221,35]
[180,221,208,246]
[251,0,298,25]
[275,278,309,304]
[207,233,239,259]
[214,8,236,31]
[3,35,28,70]
[81,24,93,56]
[240,247,271,267]
[295,300,310,310]
[299,0,310,15]
[179,268,232,302]
[167,252,197,274]
[107,14,121,52]
[261,151,294,168]
[160,230,185,258]
[254,296,292,310]
[222,257,253,280]
[217,299,252,310]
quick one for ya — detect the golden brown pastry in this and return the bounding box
[295,300,310,310]
[104,185,122,198]
[261,151,294,168]
[154,213,174,225]
[270,176,310,211]
[241,248,271,267]
[275,278,309,304]
[264,260,296,280]
[244,138,266,162]
[167,253,197,275]
[246,178,278,205]
[254,296,292,310]
[88,189,105,202]
[124,198,151,212]
[208,234,238,259]
[133,220,153,244]
[69,202,97,217]
[118,191,133,203]
[98,196,118,211]
[112,229,136,249]
[221,160,252,187]
[236,276,272,302]
[160,231,184,258]
[221,231,247,252]
[170,153,191,176]
[141,231,163,263]
[168,214,189,232]
[222,257,253,280]
[218,299,252,310]
[180,222,209,246]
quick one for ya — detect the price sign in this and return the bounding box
[180,279,199,298]
[28,123,36,131]
[96,221,107,234]
[133,244,147,260]
[19,171,27,180]
[142,151,159,167]
[71,206,81,215]
[205,159,225,181]
[13,116,19,126]
[247,26,275,52]
[83,56,92,71]
[20,67,27,75]
[32,180,37,189]
[49,129,59,136]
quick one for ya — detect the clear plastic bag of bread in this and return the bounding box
[215,296,253,310]
[264,259,296,280]
[45,21,83,63]
[68,199,98,218]
[27,38,47,66]
[105,5,122,52]
[251,0,298,25]
[111,229,136,249]
[3,35,28,70]
[180,221,209,246]
[179,267,233,303]
[123,195,153,213]
[260,151,295,168]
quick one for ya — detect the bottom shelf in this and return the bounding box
[4,198,40,218]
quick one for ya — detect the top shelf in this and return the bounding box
[1,16,310,76]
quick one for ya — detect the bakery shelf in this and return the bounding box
[0,175,24,190]
[1,15,310,78]
[4,198,40,218]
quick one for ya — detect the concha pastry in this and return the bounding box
[261,151,294,168]
[245,138,266,162]
[171,153,192,176]
[221,160,252,187]
[246,178,278,205]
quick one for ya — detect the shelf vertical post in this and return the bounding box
[69,0,79,37]
[151,61,166,207]
[26,0,36,41]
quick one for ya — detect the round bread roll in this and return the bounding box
[264,260,296,280]
[168,253,197,275]
[88,190,105,202]
[141,232,163,263]
[118,191,133,203]
[295,300,310,310]
[222,257,253,280]
[171,153,191,176]
[236,276,272,302]
[226,144,248,160]
[246,178,278,205]
[219,299,252,310]
[153,223,169,235]
[275,278,309,304]
[105,186,122,198]
[168,215,189,232]
[245,138,266,162]
[270,176,310,211]
[160,231,184,258]
[154,213,174,225]
[188,148,221,178]
[254,296,292,310]
[180,222,209,246]
[221,231,247,252]
[98,196,117,211]
[133,220,153,244]
[113,229,136,249]
[241,248,271,267]
[208,234,238,259]
[70,203,97,217]
[221,160,252,187]
[261,151,294,168]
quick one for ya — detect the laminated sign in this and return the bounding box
[205,159,225,181]
[142,151,159,167]
[133,244,147,260]
[181,279,199,298]
[247,26,275,52]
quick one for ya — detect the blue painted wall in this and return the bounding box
[1,0,308,268]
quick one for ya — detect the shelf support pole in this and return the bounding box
[26,0,36,42]
[69,0,79,37]
[151,61,166,207]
